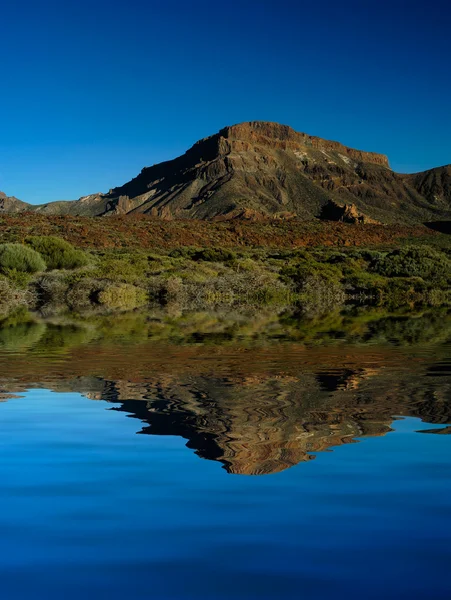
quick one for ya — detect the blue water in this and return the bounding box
[0,388,450,599]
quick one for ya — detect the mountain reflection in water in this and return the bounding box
[0,306,450,475]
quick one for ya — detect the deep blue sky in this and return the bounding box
[1,0,450,204]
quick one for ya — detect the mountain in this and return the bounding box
[0,191,30,213]
[1,121,450,223]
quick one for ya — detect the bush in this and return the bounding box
[93,253,148,284]
[0,278,26,309]
[0,243,46,273]
[66,278,101,310]
[193,248,236,262]
[1,269,33,289]
[34,274,70,305]
[97,283,148,309]
[26,236,89,270]
[169,247,199,260]
[370,246,451,286]
[169,247,236,263]
[281,258,342,292]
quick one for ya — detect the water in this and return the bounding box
[0,308,450,599]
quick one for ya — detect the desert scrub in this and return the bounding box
[93,252,149,284]
[65,278,102,310]
[280,256,343,292]
[0,243,46,273]
[0,277,32,314]
[370,246,451,287]
[97,283,148,310]
[149,270,293,308]
[34,274,70,305]
[169,247,236,262]
[26,236,90,270]
[1,268,33,289]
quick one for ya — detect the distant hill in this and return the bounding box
[0,191,30,213]
[1,121,450,223]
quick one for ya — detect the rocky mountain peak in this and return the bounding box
[0,122,449,223]
[218,121,390,168]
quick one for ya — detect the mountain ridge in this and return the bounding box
[1,121,450,224]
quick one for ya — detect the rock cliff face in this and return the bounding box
[1,121,450,223]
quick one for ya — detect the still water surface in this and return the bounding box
[0,309,450,599]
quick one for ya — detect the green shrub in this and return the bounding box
[281,258,342,291]
[371,246,451,286]
[93,253,148,284]
[169,247,199,260]
[34,274,70,304]
[0,243,46,273]
[26,236,89,270]
[97,283,148,309]
[194,248,236,262]
[169,247,236,263]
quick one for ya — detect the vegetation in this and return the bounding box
[0,214,449,316]
[26,236,90,270]
[0,243,46,273]
[1,305,451,353]
[0,213,439,251]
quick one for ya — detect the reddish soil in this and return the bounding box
[0,214,437,251]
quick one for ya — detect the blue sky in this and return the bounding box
[1,0,450,204]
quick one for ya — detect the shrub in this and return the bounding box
[97,283,148,309]
[193,248,236,262]
[370,246,451,286]
[169,247,236,263]
[169,247,199,260]
[93,253,148,284]
[0,243,46,273]
[34,274,70,305]
[0,277,27,310]
[281,258,342,292]
[65,278,103,310]
[1,269,33,289]
[26,236,90,270]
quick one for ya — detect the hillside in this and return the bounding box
[0,192,30,213]
[1,121,450,223]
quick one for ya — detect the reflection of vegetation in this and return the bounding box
[0,322,46,351]
[33,324,96,353]
[1,305,450,353]
[363,312,451,346]
[0,307,95,353]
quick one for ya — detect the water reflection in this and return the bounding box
[0,307,449,475]
[0,306,450,599]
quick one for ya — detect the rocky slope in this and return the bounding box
[0,191,30,213]
[1,121,450,223]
